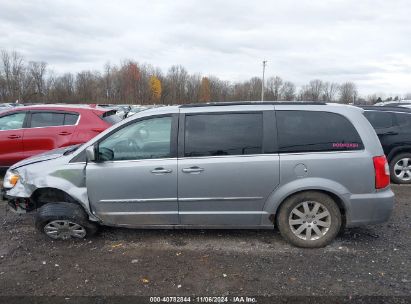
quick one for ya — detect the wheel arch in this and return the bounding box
[273,189,346,229]
[30,187,95,220]
[263,178,350,227]
[387,146,411,162]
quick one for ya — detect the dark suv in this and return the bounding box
[362,106,411,184]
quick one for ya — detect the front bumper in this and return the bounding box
[1,187,9,201]
[1,187,33,214]
[346,188,395,227]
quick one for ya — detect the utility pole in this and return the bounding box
[261,60,267,101]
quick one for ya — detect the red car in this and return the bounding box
[0,105,121,167]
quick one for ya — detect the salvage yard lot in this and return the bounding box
[0,185,410,297]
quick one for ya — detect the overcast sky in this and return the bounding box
[0,0,410,96]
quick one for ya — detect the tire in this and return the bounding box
[277,191,341,248]
[35,202,98,240]
[389,153,411,184]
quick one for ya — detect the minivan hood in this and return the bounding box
[11,145,81,169]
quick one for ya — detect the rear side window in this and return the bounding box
[184,113,263,157]
[363,111,394,129]
[276,111,363,153]
[394,113,411,131]
[30,112,65,128]
[64,113,79,125]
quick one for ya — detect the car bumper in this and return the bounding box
[346,188,395,227]
[1,187,9,201]
[1,187,32,214]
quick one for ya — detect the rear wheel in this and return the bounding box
[389,153,411,184]
[277,191,341,248]
[35,202,98,240]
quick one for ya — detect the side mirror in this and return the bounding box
[86,146,95,162]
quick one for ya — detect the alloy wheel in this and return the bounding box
[393,158,411,181]
[44,220,87,240]
[289,201,331,241]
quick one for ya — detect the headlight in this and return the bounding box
[3,170,20,188]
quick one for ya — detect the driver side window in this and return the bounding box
[98,116,172,161]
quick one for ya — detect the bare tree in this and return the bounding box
[166,65,188,104]
[280,81,296,101]
[1,50,26,101]
[305,79,324,101]
[322,82,339,102]
[29,61,47,100]
[266,76,283,101]
[339,82,358,104]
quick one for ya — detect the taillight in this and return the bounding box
[373,156,390,189]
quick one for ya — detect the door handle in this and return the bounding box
[151,167,173,174]
[92,128,105,133]
[58,131,72,136]
[7,135,21,139]
[182,166,204,173]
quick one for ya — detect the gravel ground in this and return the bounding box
[0,184,410,298]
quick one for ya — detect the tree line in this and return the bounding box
[0,50,409,105]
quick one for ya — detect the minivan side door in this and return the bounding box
[86,114,179,226]
[23,111,79,158]
[177,110,280,226]
[0,111,27,167]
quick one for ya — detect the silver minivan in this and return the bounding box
[2,102,394,247]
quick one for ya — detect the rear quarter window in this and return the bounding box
[394,113,411,131]
[276,110,364,153]
[363,111,394,129]
[64,113,79,125]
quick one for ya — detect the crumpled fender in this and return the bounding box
[6,159,99,221]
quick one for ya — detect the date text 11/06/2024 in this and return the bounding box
[149,296,257,303]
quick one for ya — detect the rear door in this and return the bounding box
[177,109,280,226]
[0,112,27,166]
[23,111,79,157]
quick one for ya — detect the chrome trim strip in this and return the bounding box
[179,211,267,215]
[99,198,177,203]
[177,154,275,160]
[98,211,266,216]
[99,197,262,203]
[179,197,263,202]
[99,211,178,215]
[89,157,177,164]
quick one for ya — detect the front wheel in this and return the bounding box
[277,191,341,248]
[35,203,98,240]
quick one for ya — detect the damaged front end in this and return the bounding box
[1,145,97,221]
[4,193,34,214]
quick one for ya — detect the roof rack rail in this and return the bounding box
[179,101,327,108]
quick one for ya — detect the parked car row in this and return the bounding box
[0,105,121,167]
[96,104,150,119]
[2,102,394,247]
